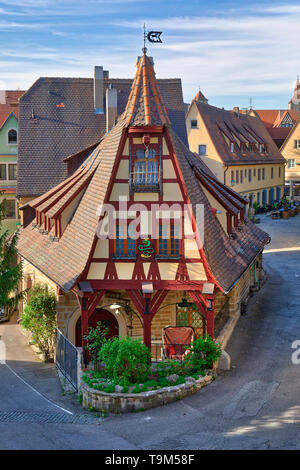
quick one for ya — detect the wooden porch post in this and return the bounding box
[188,291,215,339]
[80,296,89,366]
[143,314,152,350]
[206,311,214,339]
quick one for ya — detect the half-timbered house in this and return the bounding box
[17,51,270,359]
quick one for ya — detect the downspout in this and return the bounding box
[224,165,229,185]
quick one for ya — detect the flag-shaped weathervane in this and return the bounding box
[143,24,163,53]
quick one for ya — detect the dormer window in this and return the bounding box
[8,129,17,145]
[130,136,161,192]
[230,142,234,152]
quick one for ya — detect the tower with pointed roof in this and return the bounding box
[17,50,269,358]
[288,76,300,115]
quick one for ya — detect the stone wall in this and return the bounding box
[82,374,213,414]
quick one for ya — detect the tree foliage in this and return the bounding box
[0,197,23,311]
[21,284,57,361]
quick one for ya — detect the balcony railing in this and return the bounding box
[130,168,162,193]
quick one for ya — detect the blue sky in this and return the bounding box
[0,0,299,110]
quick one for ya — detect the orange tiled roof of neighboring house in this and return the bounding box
[255,109,298,128]
[0,90,25,128]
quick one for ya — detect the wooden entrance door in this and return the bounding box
[75,309,119,347]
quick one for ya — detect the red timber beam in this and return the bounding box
[126,289,168,350]
[188,291,215,340]
[73,289,105,364]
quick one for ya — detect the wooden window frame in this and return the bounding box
[130,139,161,193]
[156,220,181,259]
[113,222,137,259]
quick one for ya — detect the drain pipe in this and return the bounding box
[224,165,229,185]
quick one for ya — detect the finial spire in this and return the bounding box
[143,24,147,55]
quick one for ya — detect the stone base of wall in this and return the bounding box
[82,375,213,414]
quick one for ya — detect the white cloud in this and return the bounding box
[0,2,299,109]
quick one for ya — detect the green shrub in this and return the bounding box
[21,284,56,361]
[98,336,152,385]
[103,384,116,393]
[184,335,221,371]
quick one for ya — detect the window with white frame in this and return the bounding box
[0,163,17,181]
[294,140,300,150]
[288,159,296,168]
[7,129,17,145]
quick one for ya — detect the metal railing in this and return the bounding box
[129,168,162,192]
[55,328,78,391]
[150,342,193,362]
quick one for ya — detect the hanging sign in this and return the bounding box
[138,238,155,259]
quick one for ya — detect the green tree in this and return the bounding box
[21,284,57,361]
[0,197,23,312]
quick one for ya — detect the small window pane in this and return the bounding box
[198,145,206,155]
[5,199,16,219]
[0,164,6,180]
[8,129,17,144]
[8,164,17,181]
[191,120,197,129]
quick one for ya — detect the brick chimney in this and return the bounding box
[106,84,117,133]
[0,91,6,104]
[94,66,104,114]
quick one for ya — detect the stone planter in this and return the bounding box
[82,374,214,414]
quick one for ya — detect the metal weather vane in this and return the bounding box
[143,24,163,53]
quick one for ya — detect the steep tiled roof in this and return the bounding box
[289,77,300,104]
[17,119,127,291]
[17,74,187,198]
[170,130,269,292]
[194,102,285,165]
[0,90,25,128]
[124,54,170,127]
[193,90,208,104]
[255,109,298,128]
[17,53,270,294]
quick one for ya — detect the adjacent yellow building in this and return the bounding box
[281,119,300,200]
[186,94,285,208]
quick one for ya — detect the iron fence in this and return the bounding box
[151,342,193,362]
[55,328,78,391]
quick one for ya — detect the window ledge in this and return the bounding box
[155,254,180,260]
[112,254,137,260]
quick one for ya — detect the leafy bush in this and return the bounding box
[21,283,56,361]
[184,335,221,371]
[83,322,109,363]
[98,336,152,385]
